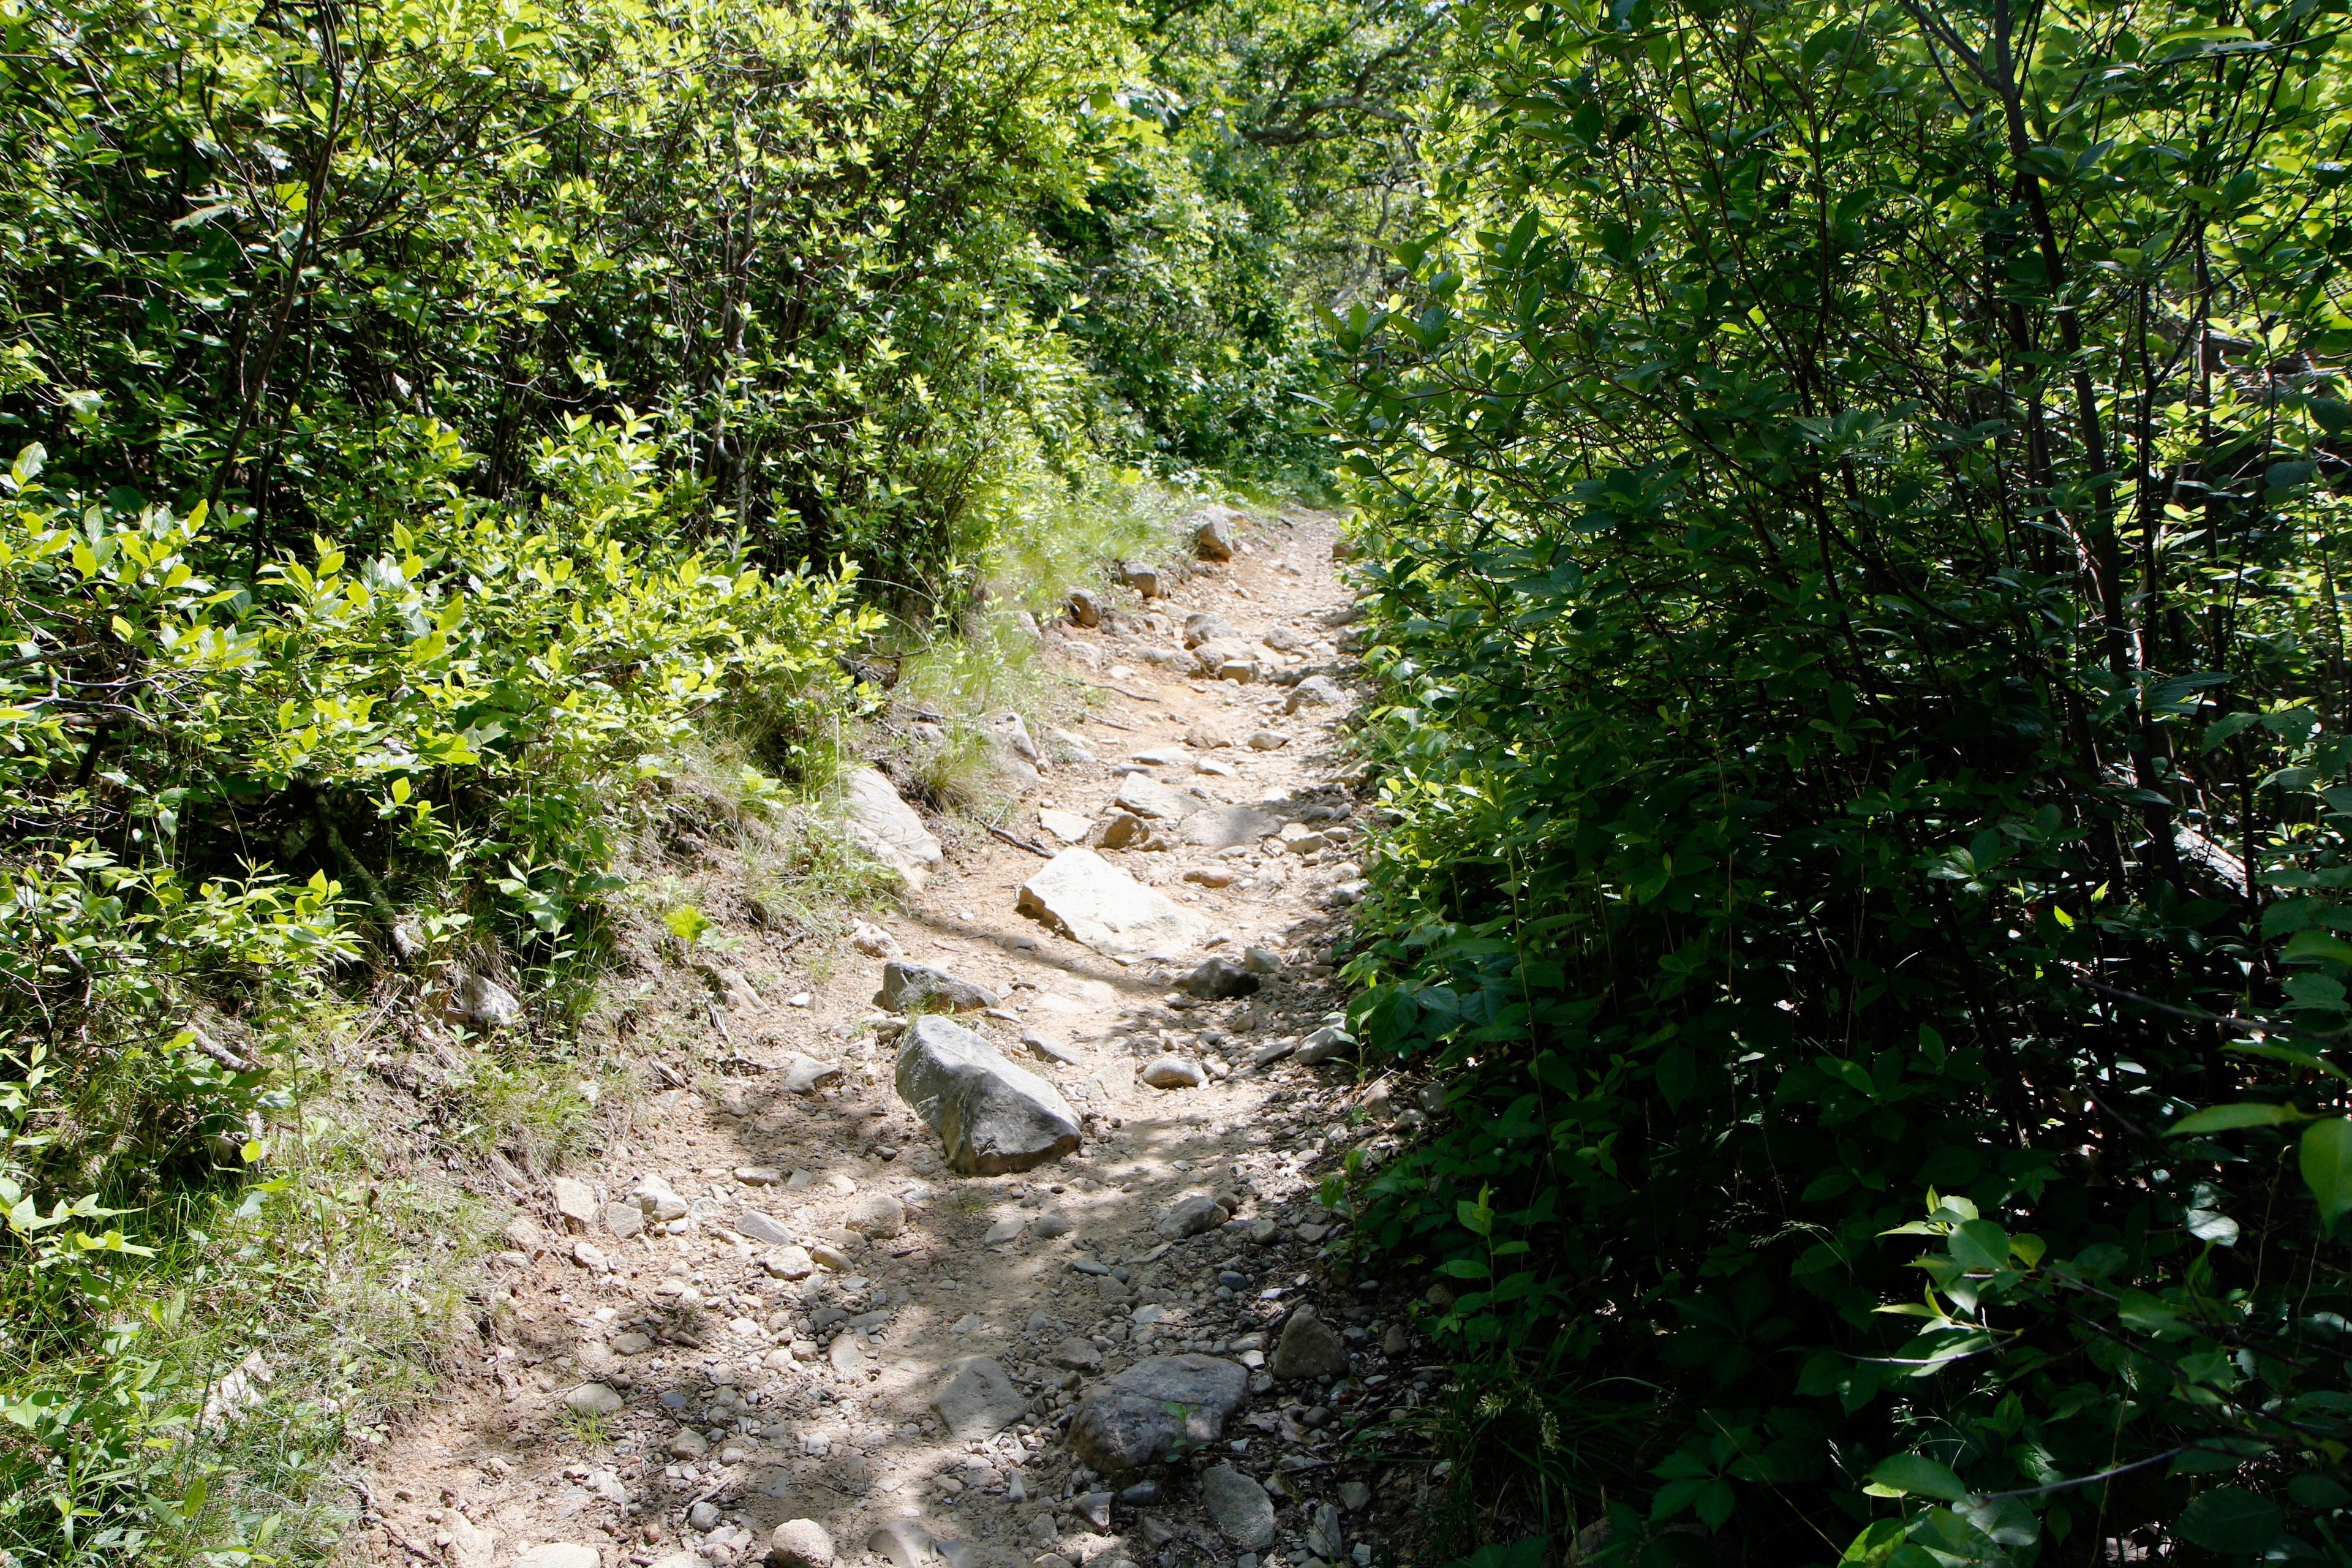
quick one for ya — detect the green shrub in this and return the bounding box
[1332,0,2352,1560]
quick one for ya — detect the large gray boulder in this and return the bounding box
[842,767,944,888]
[877,961,1000,1014]
[895,1016,1081,1174]
[1016,849,1204,962]
[1066,1354,1250,1473]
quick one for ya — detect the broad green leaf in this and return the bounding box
[1864,1453,1970,1502]
[2301,1118,2352,1225]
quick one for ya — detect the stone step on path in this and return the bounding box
[357,511,1430,1568]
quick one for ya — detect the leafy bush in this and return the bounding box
[1332,0,2352,1561]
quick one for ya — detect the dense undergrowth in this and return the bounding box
[0,0,1431,1555]
[1329,0,2352,1563]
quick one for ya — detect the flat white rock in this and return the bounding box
[841,766,944,888]
[1017,848,1204,962]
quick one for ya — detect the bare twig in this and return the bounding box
[986,823,1054,858]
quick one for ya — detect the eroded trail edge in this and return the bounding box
[361,514,1440,1568]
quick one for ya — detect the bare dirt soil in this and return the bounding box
[355,513,1443,1568]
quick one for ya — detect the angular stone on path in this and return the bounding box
[1157,1195,1229,1238]
[829,1336,865,1375]
[632,1174,688,1222]
[1017,849,1204,963]
[441,1511,497,1568]
[734,1211,794,1246]
[563,1382,623,1417]
[878,961,1000,1014]
[1248,730,1289,750]
[1184,612,1238,647]
[445,971,521,1031]
[763,1245,816,1280]
[933,1355,1025,1439]
[1021,1030,1080,1066]
[551,1177,597,1232]
[895,1015,1082,1174]
[1054,1338,1104,1372]
[771,1520,837,1568]
[1200,1465,1277,1549]
[500,1215,551,1257]
[852,921,902,958]
[869,1520,934,1568]
[1295,1025,1354,1065]
[1286,676,1345,714]
[1096,810,1153,850]
[1339,1480,1373,1511]
[846,1192,905,1238]
[1192,510,1237,562]
[1115,775,1204,822]
[1242,946,1284,974]
[1066,1354,1250,1473]
[1271,1308,1350,1380]
[1039,809,1092,844]
[783,1055,840,1093]
[1031,1210,1074,1238]
[1118,560,1161,598]
[1179,805,1281,850]
[842,766,945,889]
[513,1547,601,1568]
[1141,1056,1206,1091]
[1178,957,1261,1000]
[1192,641,1257,680]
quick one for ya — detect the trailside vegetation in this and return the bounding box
[1333,0,2352,1561]
[0,0,1397,1556]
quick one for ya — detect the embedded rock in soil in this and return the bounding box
[513,1547,601,1568]
[446,971,521,1030]
[846,1191,905,1238]
[1295,1025,1354,1065]
[878,961,1000,1014]
[932,1355,1027,1439]
[552,1177,598,1232]
[1184,612,1238,648]
[1271,1308,1351,1380]
[842,766,945,889]
[562,1382,623,1417]
[1068,1354,1250,1473]
[1286,676,1345,714]
[1114,775,1205,823]
[1156,1194,1229,1238]
[895,1014,1082,1174]
[1016,849,1204,963]
[1178,957,1262,1001]
[1068,588,1103,628]
[1178,805,1281,850]
[771,1520,837,1568]
[1192,508,1239,562]
[782,1055,840,1093]
[1141,1055,1206,1090]
[1118,560,1162,598]
[1200,1465,1277,1549]
[869,1520,935,1568]
[1247,731,1289,751]
[734,1211,793,1246]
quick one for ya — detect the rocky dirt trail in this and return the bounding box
[357,513,1442,1568]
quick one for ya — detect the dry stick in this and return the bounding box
[986,823,1054,858]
